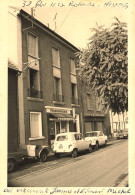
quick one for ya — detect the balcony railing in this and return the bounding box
[71,97,78,105]
[28,88,43,99]
[53,94,64,102]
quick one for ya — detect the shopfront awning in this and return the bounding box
[49,113,75,121]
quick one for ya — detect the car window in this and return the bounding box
[85,132,97,137]
[85,133,92,137]
[56,135,68,141]
[93,132,98,136]
[98,132,103,136]
[74,134,80,140]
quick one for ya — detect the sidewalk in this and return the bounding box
[114,169,128,187]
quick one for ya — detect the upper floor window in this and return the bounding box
[71,83,78,104]
[87,94,92,110]
[27,33,42,98]
[96,97,102,111]
[27,33,38,58]
[53,77,63,102]
[70,58,76,74]
[54,77,61,96]
[52,46,60,67]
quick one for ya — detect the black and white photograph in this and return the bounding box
[0,0,135,193]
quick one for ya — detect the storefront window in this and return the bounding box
[56,122,60,134]
[48,121,55,140]
[69,121,76,132]
[61,121,66,133]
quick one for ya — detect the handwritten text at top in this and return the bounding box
[22,0,128,9]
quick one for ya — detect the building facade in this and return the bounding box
[19,10,81,148]
[8,8,112,153]
[80,84,111,136]
[109,111,128,137]
[8,61,20,152]
[8,7,22,152]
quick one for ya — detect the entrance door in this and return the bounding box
[56,122,60,134]
[85,122,92,132]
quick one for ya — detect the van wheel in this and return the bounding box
[40,150,47,162]
[95,142,99,150]
[8,159,16,172]
[88,145,92,153]
[72,149,77,158]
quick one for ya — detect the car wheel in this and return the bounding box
[104,141,107,147]
[88,145,92,153]
[95,142,99,150]
[40,150,47,162]
[55,153,61,158]
[72,149,77,158]
[8,159,16,172]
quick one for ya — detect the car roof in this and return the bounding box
[85,131,101,133]
[56,132,80,136]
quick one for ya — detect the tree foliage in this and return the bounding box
[77,17,128,114]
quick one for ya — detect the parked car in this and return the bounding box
[8,152,24,172]
[18,145,50,162]
[123,129,128,139]
[84,131,108,149]
[116,129,128,139]
[8,145,50,173]
[116,130,124,139]
[53,132,93,158]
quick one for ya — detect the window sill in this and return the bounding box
[70,72,76,76]
[29,136,45,141]
[71,104,80,107]
[27,97,44,102]
[53,101,65,105]
[53,65,61,69]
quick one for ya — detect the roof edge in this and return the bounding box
[19,9,80,52]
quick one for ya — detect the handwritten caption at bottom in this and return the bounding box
[3,187,131,194]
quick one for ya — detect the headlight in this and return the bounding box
[68,144,72,148]
[92,139,96,143]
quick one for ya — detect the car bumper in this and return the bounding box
[53,148,73,153]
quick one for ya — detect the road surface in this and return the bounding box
[8,139,128,187]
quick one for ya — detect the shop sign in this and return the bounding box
[46,108,70,114]
[49,117,75,121]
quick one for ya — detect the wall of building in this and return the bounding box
[8,69,18,152]
[80,84,111,135]
[21,16,81,146]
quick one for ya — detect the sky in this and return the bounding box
[22,5,128,49]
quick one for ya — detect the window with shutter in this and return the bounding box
[52,47,60,67]
[30,112,42,138]
[70,58,76,74]
[86,94,92,110]
[27,33,37,57]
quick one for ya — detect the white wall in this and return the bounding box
[8,8,19,65]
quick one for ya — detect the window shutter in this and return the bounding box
[70,58,76,74]
[28,34,37,57]
[52,47,60,67]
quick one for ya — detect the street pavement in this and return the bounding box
[8,139,128,187]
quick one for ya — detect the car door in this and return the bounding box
[75,134,86,151]
[98,132,104,145]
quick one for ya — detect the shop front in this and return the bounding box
[45,106,79,145]
[84,115,105,133]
